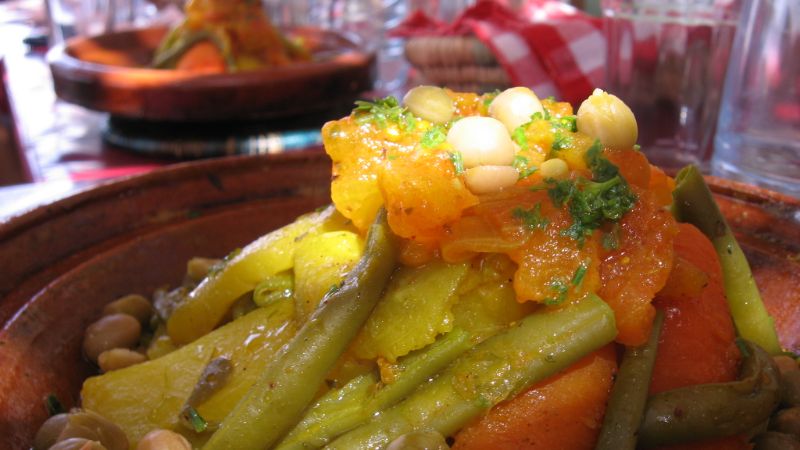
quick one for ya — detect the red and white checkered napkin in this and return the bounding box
[393,0,606,106]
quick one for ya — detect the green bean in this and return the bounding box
[672,165,781,355]
[276,328,472,450]
[595,310,664,450]
[325,295,617,449]
[202,210,398,450]
[637,340,781,448]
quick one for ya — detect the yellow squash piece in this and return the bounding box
[167,206,349,344]
[82,300,297,447]
[293,231,365,320]
[452,255,538,342]
[354,259,469,362]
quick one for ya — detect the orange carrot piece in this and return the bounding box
[599,188,678,346]
[451,345,617,450]
[650,222,745,450]
[650,222,741,393]
[175,41,227,73]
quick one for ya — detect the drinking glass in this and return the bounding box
[712,0,800,197]
[602,0,742,171]
[47,0,151,44]
[265,0,409,95]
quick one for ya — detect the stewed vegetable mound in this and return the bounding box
[35,87,798,450]
[152,0,310,72]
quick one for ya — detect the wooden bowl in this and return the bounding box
[0,152,798,447]
[47,26,375,121]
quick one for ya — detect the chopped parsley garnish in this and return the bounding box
[449,151,465,175]
[531,110,552,121]
[512,126,529,151]
[553,176,637,245]
[602,223,621,250]
[512,155,537,179]
[571,261,589,287]
[421,125,447,148]
[512,203,549,231]
[543,142,637,246]
[551,131,572,151]
[546,178,579,207]
[482,89,502,108]
[45,393,65,416]
[184,406,208,433]
[354,96,416,130]
[552,115,577,132]
[585,139,618,181]
[544,279,569,305]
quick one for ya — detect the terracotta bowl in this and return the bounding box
[1,150,798,448]
[47,26,375,121]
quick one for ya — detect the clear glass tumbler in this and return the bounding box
[602,0,742,171]
[712,0,800,197]
[265,0,409,96]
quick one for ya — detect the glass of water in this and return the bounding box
[602,0,742,172]
[712,0,800,197]
[47,0,153,44]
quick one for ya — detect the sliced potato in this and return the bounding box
[82,300,296,447]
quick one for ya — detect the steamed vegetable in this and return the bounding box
[82,298,297,446]
[452,345,617,450]
[203,210,398,450]
[353,259,469,362]
[276,328,472,450]
[152,0,309,72]
[638,340,781,447]
[167,206,348,345]
[595,312,664,450]
[672,165,781,355]
[64,87,790,450]
[649,222,741,394]
[325,294,617,449]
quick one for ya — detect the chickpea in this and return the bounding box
[98,348,147,372]
[576,88,638,150]
[186,257,221,282]
[463,165,519,195]
[446,116,515,168]
[539,158,569,179]
[385,430,450,450]
[136,429,192,450]
[33,413,68,450]
[772,407,800,438]
[402,86,455,124]
[782,370,800,407]
[753,431,800,450]
[488,87,544,133]
[56,410,128,450]
[83,314,141,363]
[102,294,153,325]
[49,438,107,450]
[774,355,800,376]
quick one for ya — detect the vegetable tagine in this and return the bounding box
[34,86,800,450]
[151,0,310,72]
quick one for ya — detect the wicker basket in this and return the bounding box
[404,36,510,93]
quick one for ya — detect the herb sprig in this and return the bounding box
[354,96,416,130]
[542,140,637,245]
[512,203,549,231]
